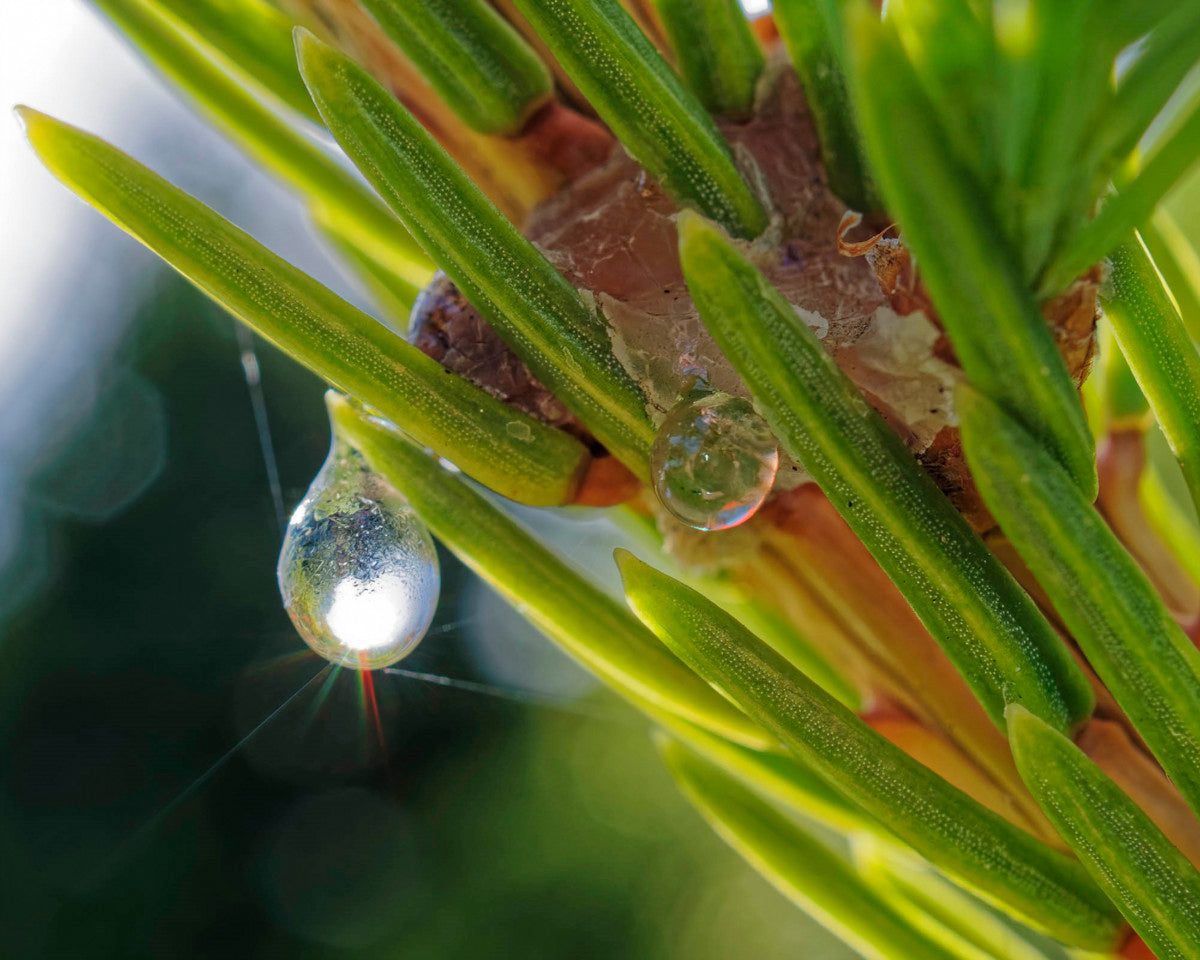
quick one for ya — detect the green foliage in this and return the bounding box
[309,200,422,322]
[1098,322,1151,431]
[678,212,1093,735]
[357,0,552,135]
[729,599,861,712]
[330,397,771,751]
[19,1,1200,956]
[140,0,323,122]
[1143,463,1200,586]
[617,552,1123,950]
[653,710,1062,958]
[512,0,769,238]
[1106,236,1200,515]
[296,30,656,477]
[660,739,972,960]
[844,0,1195,295]
[1142,208,1200,342]
[960,385,1200,819]
[19,109,587,506]
[643,713,874,837]
[852,837,1058,960]
[846,10,1098,498]
[651,0,764,120]
[882,0,998,188]
[88,0,431,290]
[1009,706,1200,960]
[1083,5,1200,182]
[773,0,876,211]
[1049,94,1200,293]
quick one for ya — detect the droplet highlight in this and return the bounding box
[277,436,440,670]
[651,392,779,531]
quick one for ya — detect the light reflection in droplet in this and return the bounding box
[325,574,421,653]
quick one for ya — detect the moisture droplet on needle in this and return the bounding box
[651,392,779,531]
[277,435,440,670]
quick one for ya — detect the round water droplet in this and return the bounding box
[277,437,440,670]
[651,392,779,531]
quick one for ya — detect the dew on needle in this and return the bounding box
[277,434,440,671]
[651,391,779,531]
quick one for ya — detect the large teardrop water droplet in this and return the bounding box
[651,392,779,531]
[277,436,440,670]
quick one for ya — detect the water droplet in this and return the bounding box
[505,420,533,442]
[277,437,440,670]
[651,392,779,531]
